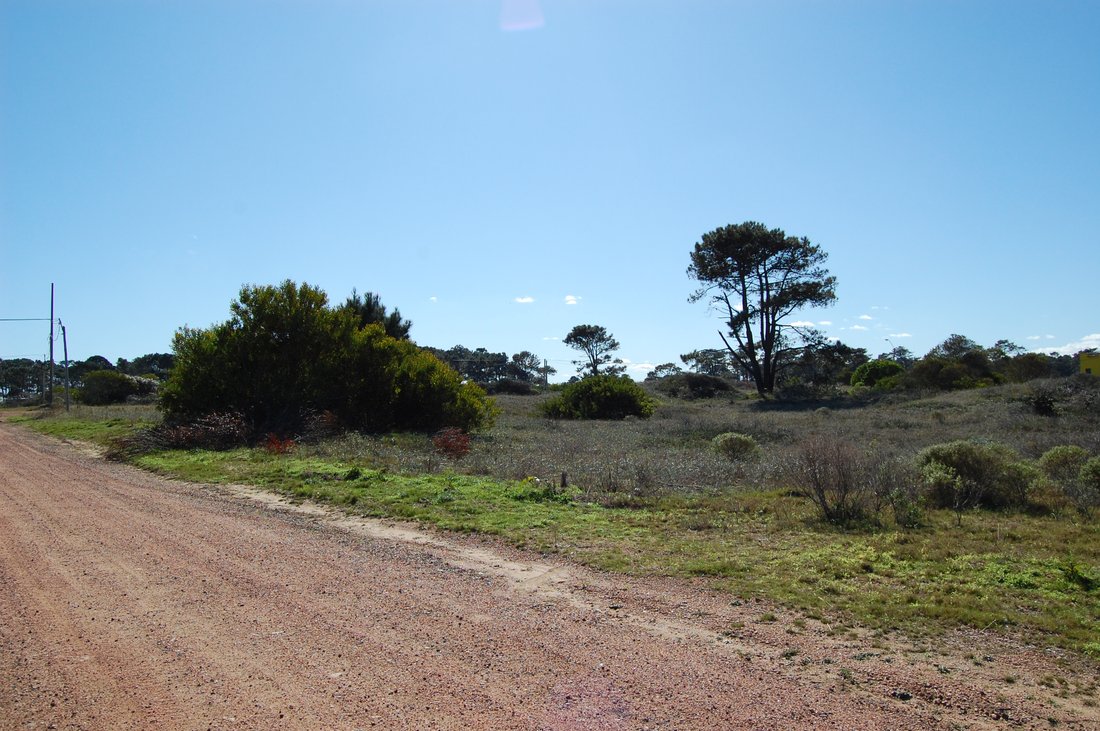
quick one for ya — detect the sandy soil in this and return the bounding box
[1,423,1096,730]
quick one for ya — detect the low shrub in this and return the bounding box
[867,457,924,528]
[80,370,156,405]
[106,412,252,459]
[1073,456,1100,516]
[791,434,873,525]
[711,432,761,461]
[653,372,733,400]
[486,378,536,395]
[432,427,472,460]
[916,440,1031,510]
[540,375,657,420]
[264,433,296,454]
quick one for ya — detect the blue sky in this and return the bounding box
[2,0,1098,379]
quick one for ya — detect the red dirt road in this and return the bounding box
[1,424,1096,730]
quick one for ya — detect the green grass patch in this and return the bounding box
[22,415,152,446]
[116,444,1100,655]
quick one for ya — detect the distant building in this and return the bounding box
[1081,352,1100,376]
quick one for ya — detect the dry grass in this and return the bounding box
[304,377,1100,506]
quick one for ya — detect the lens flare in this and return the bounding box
[500,0,545,32]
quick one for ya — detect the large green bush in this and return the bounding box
[160,281,496,435]
[1039,445,1090,483]
[539,374,656,420]
[916,440,1031,510]
[849,359,904,388]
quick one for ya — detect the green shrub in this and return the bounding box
[850,359,904,388]
[916,440,1030,510]
[539,375,656,420]
[160,281,496,435]
[486,378,535,395]
[80,370,155,405]
[1039,445,1090,482]
[654,372,732,399]
[866,458,924,528]
[711,432,760,461]
[1073,457,1100,516]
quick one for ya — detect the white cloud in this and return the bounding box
[1045,334,1056,340]
[851,325,869,331]
[859,315,873,321]
[789,320,815,327]
[542,336,559,341]
[888,332,912,338]
[428,296,438,303]
[1026,335,1041,340]
[564,295,581,306]
[817,320,832,326]
[514,296,535,304]
[1037,333,1100,356]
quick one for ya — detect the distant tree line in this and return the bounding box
[426,345,556,392]
[0,353,175,403]
[645,332,1086,400]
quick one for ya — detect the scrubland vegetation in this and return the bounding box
[17,373,1100,658]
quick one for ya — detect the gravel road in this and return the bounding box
[1,424,1096,730]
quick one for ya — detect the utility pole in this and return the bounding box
[60,320,71,411]
[48,283,55,406]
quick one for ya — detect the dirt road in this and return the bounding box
[1,424,1095,730]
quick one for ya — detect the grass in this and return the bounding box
[9,403,157,444]
[12,379,1100,657]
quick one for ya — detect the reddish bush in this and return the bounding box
[264,433,296,454]
[432,427,471,460]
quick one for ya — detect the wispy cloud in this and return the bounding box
[1037,333,1100,356]
[859,315,873,321]
[818,320,832,326]
[888,332,912,338]
[542,336,559,341]
[789,320,815,327]
[428,296,438,303]
[514,296,535,304]
[564,295,581,306]
[851,325,869,331]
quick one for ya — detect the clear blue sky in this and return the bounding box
[2,0,1097,378]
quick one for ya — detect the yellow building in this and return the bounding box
[1081,352,1100,376]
